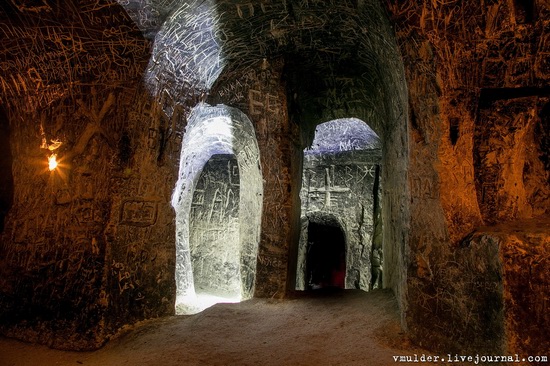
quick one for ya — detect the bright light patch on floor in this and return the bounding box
[176,292,242,315]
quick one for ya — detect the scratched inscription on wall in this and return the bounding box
[143,0,383,113]
[474,98,542,223]
[120,199,158,227]
[0,0,150,109]
[303,162,378,210]
[189,154,241,295]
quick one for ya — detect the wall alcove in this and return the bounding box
[172,104,263,314]
[0,0,412,350]
[138,0,411,314]
[189,154,241,299]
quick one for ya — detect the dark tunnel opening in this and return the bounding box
[306,221,346,290]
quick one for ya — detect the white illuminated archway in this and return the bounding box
[172,103,263,314]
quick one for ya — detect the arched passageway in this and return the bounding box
[172,104,263,314]
[133,0,410,318]
[306,221,346,290]
[296,118,382,291]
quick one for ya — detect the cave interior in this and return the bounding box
[0,0,548,356]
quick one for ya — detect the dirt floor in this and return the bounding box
[0,289,425,366]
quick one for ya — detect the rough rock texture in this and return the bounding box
[189,155,241,297]
[298,155,380,291]
[475,97,550,223]
[172,104,263,306]
[420,218,550,355]
[497,219,549,355]
[387,0,550,353]
[0,106,13,233]
[0,2,176,350]
[297,120,381,291]
[0,0,547,356]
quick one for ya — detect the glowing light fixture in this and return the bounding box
[48,154,58,171]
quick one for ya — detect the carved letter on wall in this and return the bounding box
[120,199,158,227]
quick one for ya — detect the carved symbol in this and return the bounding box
[309,166,350,207]
[120,199,158,227]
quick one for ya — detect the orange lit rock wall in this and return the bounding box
[387,0,550,353]
[0,86,180,349]
[0,2,179,350]
[0,0,547,355]
[498,219,549,355]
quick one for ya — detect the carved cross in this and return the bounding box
[309,166,350,207]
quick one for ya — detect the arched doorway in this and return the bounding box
[306,220,346,290]
[141,0,410,311]
[172,103,263,314]
[296,118,382,291]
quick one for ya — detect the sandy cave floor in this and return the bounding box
[0,290,427,366]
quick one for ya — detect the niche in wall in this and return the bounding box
[511,0,535,24]
[172,104,263,314]
[189,154,241,298]
[475,96,550,223]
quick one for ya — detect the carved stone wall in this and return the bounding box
[189,155,241,297]
[475,97,550,223]
[0,106,13,233]
[0,0,546,356]
[387,0,550,354]
[297,150,382,291]
[0,85,179,350]
[172,103,263,309]
[0,1,178,350]
[0,0,410,349]
[296,119,382,291]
